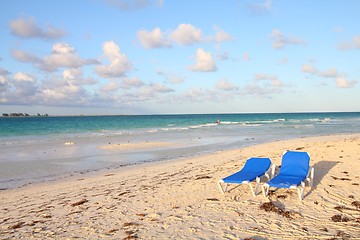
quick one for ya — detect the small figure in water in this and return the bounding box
[216,119,220,125]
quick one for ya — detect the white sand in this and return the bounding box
[1,134,360,239]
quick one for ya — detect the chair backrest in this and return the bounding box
[242,157,271,174]
[280,151,310,177]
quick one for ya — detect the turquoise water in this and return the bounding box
[2,112,360,140]
[1,112,360,189]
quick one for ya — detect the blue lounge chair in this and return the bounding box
[262,151,314,201]
[218,158,274,196]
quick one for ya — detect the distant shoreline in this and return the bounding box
[1,111,360,118]
[1,113,49,117]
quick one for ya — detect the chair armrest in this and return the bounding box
[306,166,314,187]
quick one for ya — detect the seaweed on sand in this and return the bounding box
[259,202,298,219]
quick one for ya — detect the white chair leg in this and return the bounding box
[249,183,256,197]
[218,181,226,194]
[306,166,315,188]
[297,182,305,201]
[262,184,269,197]
[271,164,276,179]
[254,177,260,195]
[310,167,314,188]
[249,178,261,197]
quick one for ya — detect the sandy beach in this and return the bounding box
[1,134,360,239]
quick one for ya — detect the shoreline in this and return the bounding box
[1,133,360,239]
[0,131,262,190]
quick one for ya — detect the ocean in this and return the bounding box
[1,112,360,189]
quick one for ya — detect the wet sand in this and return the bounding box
[99,141,180,151]
[1,134,360,239]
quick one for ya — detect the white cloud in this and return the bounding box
[137,24,232,49]
[247,0,272,15]
[319,68,339,78]
[12,43,98,72]
[41,89,65,100]
[151,83,174,93]
[216,79,239,91]
[301,64,318,74]
[190,48,217,72]
[167,76,184,84]
[337,42,352,51]
[234,73,287,96]
[175,76,288,104]
[301,64,340,78]
[39,73,91,105]
[11,50,40,63]
[94,41,132,78]
[175,87,230,103]
[63,68,98,85]
[353,36,360,48]
[100,80,120,92]
[177,75,286,102]
[13,72,35,82]
[170,24,203,45]
[270,29,305,49]
[336,35,360,51]
[336,77,357,88]
[213,25,233,42]
[121,77,145,89]
[63,69,82,81]
[0,68,11,83]
[255,73,285,88]
[1,67,103,106]
[122,82,174,103]
[9,16,65,39]
[52,43,75,54]
[271,79,284,87]
[255,73,278,82]
[181,88,204,102]
[137,28,171,49]
[241,82,282,96]
[177,80,280,101]
[157,70,185,84]
[41,84,82,102]
[12,72,38,98]
[105,0,146,10]
[104,0,163,11]
[0,68,11,97]
[301,63,357,89]
[41,43,95,71]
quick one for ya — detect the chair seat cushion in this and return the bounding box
[222,171,263,184]
[266,174,305,188]
[221,157,271,184]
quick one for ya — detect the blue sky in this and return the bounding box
[0,0,359,115]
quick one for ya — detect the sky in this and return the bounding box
[0,0,359,115]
